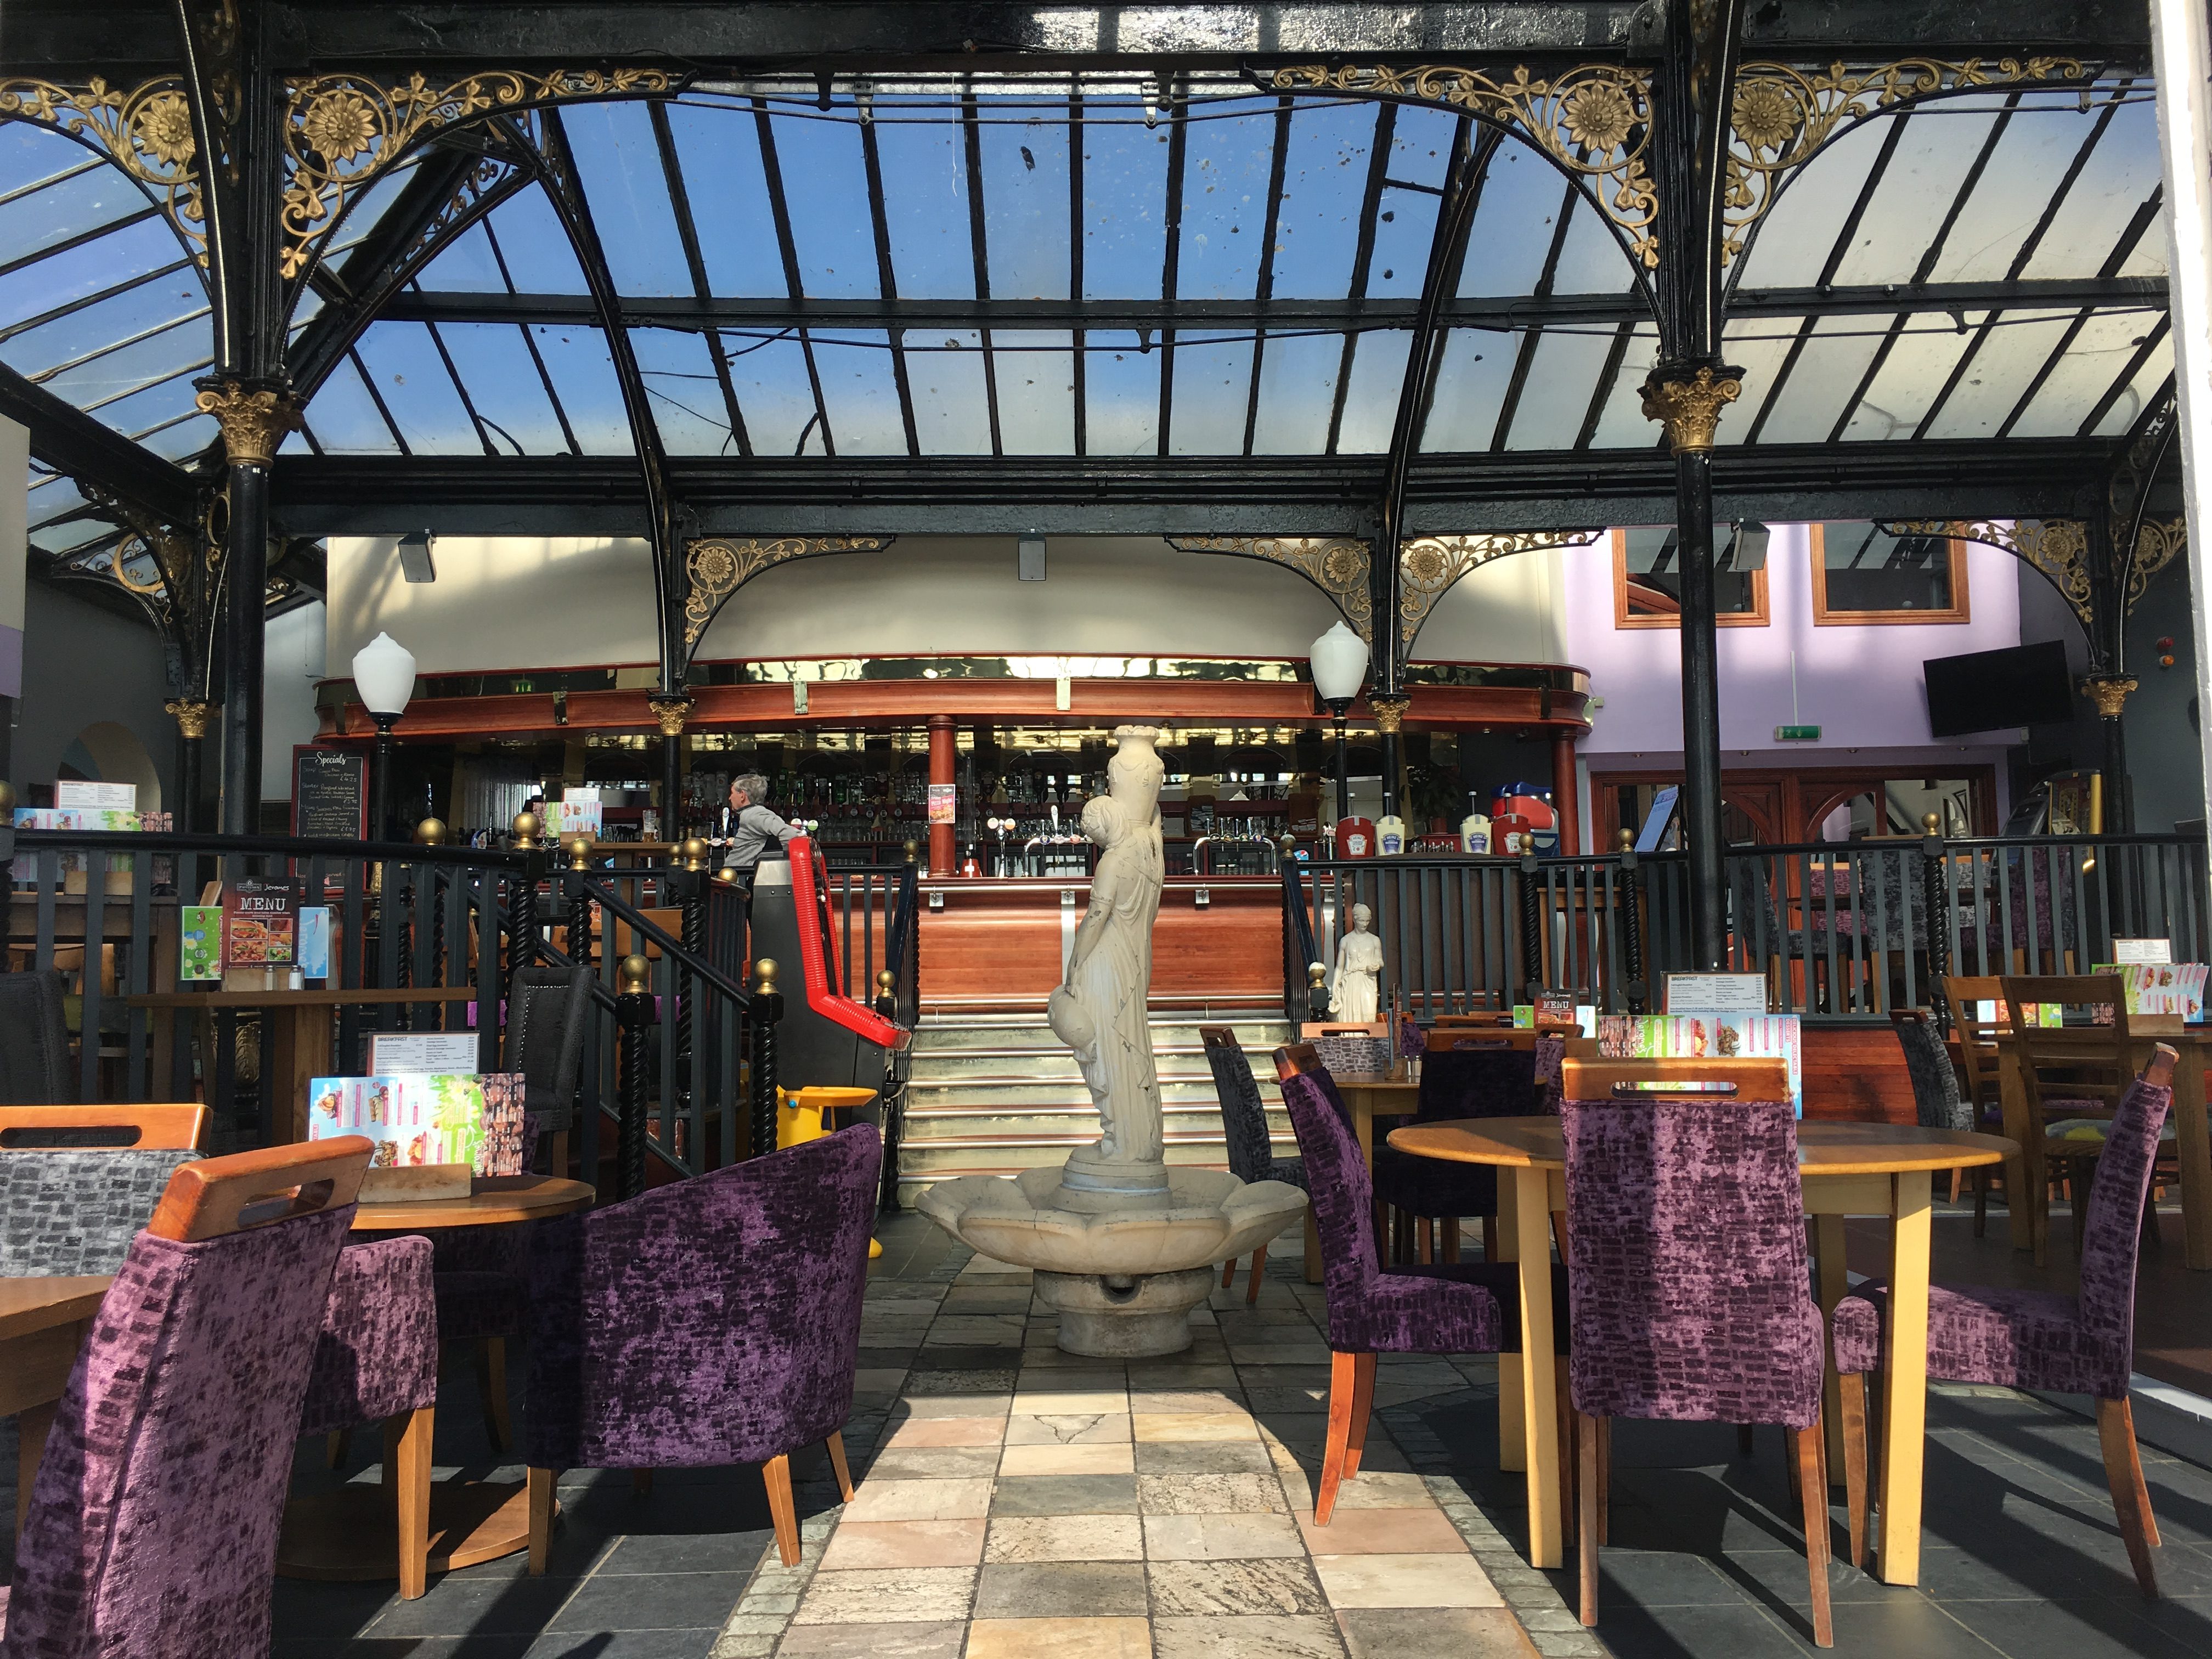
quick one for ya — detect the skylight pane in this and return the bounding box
[631,328,735,455]
[319,157,423,259]
[1336,330,1409,453]
[1458,144,1570,296]
[2088,332,2172,435]
[27,474,87,531]
[0,216,199,334]
[135,412,218,460]
[1588,323,1662,447]
[1269,101,1375,300]
[413,219,511,293]
[1366,182,1442,300]
[876,109,975,299]
[0,148,145,264]
[981,105,1071,299]
[1166,336,1254,454]
[1734,120,1884,290]
[1,279,205,380]
[1829,110,1998,287]
[776,108,879,298]
[353,321,484,454]
[96,365,208,437]
[1251,331,1341,453]
[1176,104,1275,300]
[558,101,690,296]
[1085,329,1160,455]
[814,330,910,455]
[41,316,208,408]
[719,333,821,455]
[1500,329,1615,449]
[1836,313,1980,441]
[905,329,993,455]
[1420,329,1514,450]
[1549,191,1638,295]
[667,103,788,297]
[529,324,633,453]
[300,355,402,452]
[1082,104,1169,299]
[990,330,1075,454]
[1737,318,1886,443]
[1928,105,2111,284]
[2023,98,2164,280]
[484,188,589,294]
[1920,311,2079,439]
[0,125,98,197]
[435,322,569,454]
[1390,108,1458,190]
[2006,310,2165,438]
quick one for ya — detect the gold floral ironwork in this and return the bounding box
[1890,519,2093,630]
[193,380,303,466]
[0,76,206,262]
[1369,695,1410,735]
[1167,535,1375,644]
[1398,532,1602,657]
[2081,676,2136,720]
[648,696,692,737]
[1640,367,1742,453]
[280,69,672,279]
[681,535,891,650]
[2123,518,2186,613]
[1271,64,1659,266]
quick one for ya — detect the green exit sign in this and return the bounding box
[1774,724,1821,742]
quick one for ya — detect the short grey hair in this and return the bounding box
[731,772,770,804]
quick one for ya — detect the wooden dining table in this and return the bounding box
[1386,1115,2014,1587]
[2,1273,114,1531]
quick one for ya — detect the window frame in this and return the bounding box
[1610,527,1770,630]
[1809,522,1971,626]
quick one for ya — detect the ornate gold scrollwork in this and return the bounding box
[647,695,693,737]
[2123,518,2187,613]
[1369,695,1411,735]
[1890,518,2094,630]
[681,535,891,650]
[1167,535,1375,644]
[1640,366,1742,454]
[1398,532,1601,649]
[280,69,672,279]
[0,76,205,263]
[193,379,303,466]
[164,698,213,740]
[1272,64,1658,266]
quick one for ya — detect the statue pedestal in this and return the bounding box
[1034,1267,1216,1357]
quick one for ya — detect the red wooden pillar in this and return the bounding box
[928,714,957,876]
[1552,730,1581,856]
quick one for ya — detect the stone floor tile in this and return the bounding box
[1312,1553,1504,1610]
[998,1442,1136,1476]
[1002,1413,1131,1446]
[864,1448,1005,1481]
[1137,1471,1290,1515]
[972,1561,1149,1618]
[962,1616,1150,1659]
[1335,1607,1542,1657]
[1142,1511,1308,1561]
[904,1369,1019,1396]
[1136,1441,1276,1476]
[881,1418,1008,1449]
[986,1474,1139,1515]
[842,1477,995,1523]
[791,1567,977,1626]
[1291,1507,1468,1555]
[1125,1364,1242,1390]
[1153,1613,1349,1659]
[1010,1389,1128,1415]
[1130,1388,1247,1414]
[818,1519,989,1571]
[899,1395,1013,1420]
[1148,1556,1330,1616]
[1132,1412,1260,1443]
[770,1622,969,1658]
[981,1513,1146,1564]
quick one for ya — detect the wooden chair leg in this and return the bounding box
[1222,1256,1237,1289]
[763,1453,802,1567]
[527,1466,558,1576]
[1556,1367,1577,1550]
[1551,1210,1571,1261]
[1416,1216,1434,1264]
[1345,1351,1378,1479]
[1839,1373,1869,1570]
[1577,1410,1602,1628]
[1481,1214,1498,1261]
[1596,1415,1611,1545]
[1949,1167,1963,1204]
[2096,1398,2161,1596]
[1441,1216,1460,1263]
[826,1430,856,1502]
[1786,1424,1802,1507]
[475,1336,512,1453]
[1245,1242,1267,1305]
[1317,1350,1361,1525]
[325,1427,352,1469]
[1793,1423,1835,1647]
[386,1406,433,1600]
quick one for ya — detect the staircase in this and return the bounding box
[893,1011,1296,1207]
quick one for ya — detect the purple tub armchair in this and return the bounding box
[523,1124,882,1569]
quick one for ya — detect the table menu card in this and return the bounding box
[306,1071,526,1176]
[1596,1013,1804,1115]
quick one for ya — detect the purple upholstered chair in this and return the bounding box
[3,1137,373,1659]
[1560,1058,1832,1647]
[1833,1046,2176,1596]
[294,1236,441,1599]
[1372,1036,1547,1263]
[1201,1027,1305,1303]
[523,1124,881,1570]
[1275,1045,1568,1526]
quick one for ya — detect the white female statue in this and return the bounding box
[1333,902,1384,1024]
[1048,726,1167,1202]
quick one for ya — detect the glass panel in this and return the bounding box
[1502,328,1617,449]
[876,104,975,299]
[2026,98,2164,279]
[1390,107,1458,190]
[41,317,209,409]
[0,276,205,380]
[1927,105,2112,283]
[776,106,881,298]
[1250,331,1341,453]
[26,474,86,531]
[2088,331,2173,436]
[1836,312,1982,441]
[1817,523,1955,613]
[1733,122,1884,290]
[1458,143,1572,296]
[1365,179,1443,300]
[1622,526,1758,616]
[412,219,510,291]
[483,188,589,294]
[1419,329,1515,450]
[1830,109,2001,287]
[1166,336,1254,454]
[1735,317,1884,444]
[528,324,633,453]
[0,146,153,264]
[319,157,424,261]
[0,216,199,334]
[905,329,994,454]
[1920,310,2076,439]
[1549,191,1639,295]
[1269,101,1377,300]
[1588,322,1662,447]
[98,366,210,438]
[1082,102,1169,299]
[631,328,735,456]
[2006,310,2164,438]
[719,332,820,455]
[1084,329,1160,455]
[668,103,789,296]
[815,329,911,455]
[0,126,99,199]
[436,322,570,454]
[134,411,217,460]
[990,329,1075,454]
[981,104,1070,299]
[1336,330,1409,453]
[352,321,484,454]
[300,354,402,452]
[557,102,691,295]
[1176,104,1277,300]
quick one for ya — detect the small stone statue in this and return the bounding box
[1333,902,1384,1024]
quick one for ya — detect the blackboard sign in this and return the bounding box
[293,747,368,839]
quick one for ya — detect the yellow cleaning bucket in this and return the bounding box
[775,1086,886,1258]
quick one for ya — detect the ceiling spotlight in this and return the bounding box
[1018,535,1047,581]
[398,530,436,583]
[1721,521,1770,573]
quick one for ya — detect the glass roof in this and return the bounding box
[0,74,2175,515]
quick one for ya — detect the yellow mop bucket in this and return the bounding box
[776,1085,885,1257]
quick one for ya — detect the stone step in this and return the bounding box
[908,1022,1291,1056]
[903,1076,1228,1109]
[900,1101,1290,1141]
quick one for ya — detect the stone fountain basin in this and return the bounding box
[917,1165,1306,1278]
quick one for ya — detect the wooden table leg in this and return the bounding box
[272,1006,334,1142]
[1999,1047,2035,1255]
[1496,1167,1525,1474]
[1514,1164,1562,1571]
[1877,1170,1933,1586]
[1812,1213,1848,1475]
[2169,1045,2212,1270]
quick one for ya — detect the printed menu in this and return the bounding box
[306,1071,526,1175]
[222,877,300,975]
[1596,1013,1804,1114]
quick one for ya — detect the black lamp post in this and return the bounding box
[352,632,416,841]
[1310,622,1369,826]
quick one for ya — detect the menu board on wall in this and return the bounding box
[294,747,368,839]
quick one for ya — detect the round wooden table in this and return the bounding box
[1385,1116,2014,1588]
[279,1175,596,1589]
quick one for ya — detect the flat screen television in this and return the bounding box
[1922,640,2074,737]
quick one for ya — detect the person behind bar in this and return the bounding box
[721,772,799,895]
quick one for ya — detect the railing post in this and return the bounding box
[1519,851,1545,1004]
[1617,829,1648,1015]
[1922,812,1952,1031]
[510,809,544,972]
[567,836,595,976]
[615,953,656,1200]
[749,957,784,1160]
[1306,962,1331,1022]
[874,967,903,1211]
[415,818,447,987]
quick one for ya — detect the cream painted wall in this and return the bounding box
[326,534,1574,674]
